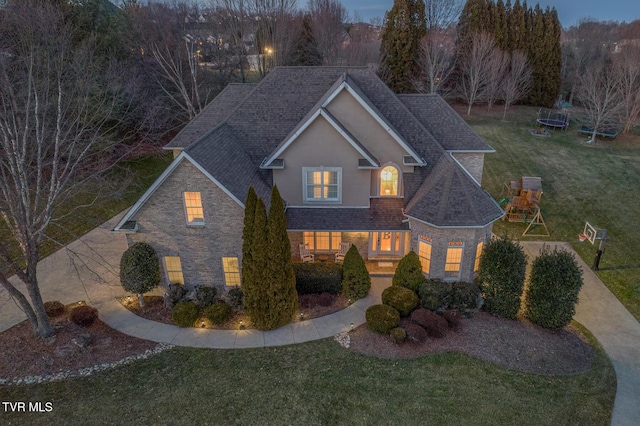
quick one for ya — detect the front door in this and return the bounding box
[369,232,403,257]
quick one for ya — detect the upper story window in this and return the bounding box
[184,192,204,225]
[303,167,341,202]
[380,165,399,196]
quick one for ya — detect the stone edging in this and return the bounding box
[0,343,174,386]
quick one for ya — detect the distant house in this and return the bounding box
[113,67,503,290]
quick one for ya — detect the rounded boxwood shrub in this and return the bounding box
[411,308,448,338]
[524,246,584,331]
[204,301,232,325]
[342,245,371,300]
[418,278,452,311]
[381,285,419,317]
[172,301,199,328]
[450,281,482,317]
[194,285,217,308]
[70,305,98,327]
[119,242,161,307]
[389,327,406,344]
[404,323,428,343]
[44,301,66,317]
[477,236,527,319]
[227,287,244,309]
[293,263,342,294]
[392,251,426,292]
[366,304,400,334]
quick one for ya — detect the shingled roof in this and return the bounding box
[404,154,504,227]
[159,67,502,228]
[398,94,495,152]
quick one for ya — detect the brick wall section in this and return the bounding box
[128,159,244,291]
[451,153,485,184]
[409,219,493,283]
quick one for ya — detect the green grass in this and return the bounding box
[1,336,615,425]
[467,105,640,321]
[0,152,173,272]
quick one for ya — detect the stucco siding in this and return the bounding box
[128,160,244,290]
[274,116,371,207]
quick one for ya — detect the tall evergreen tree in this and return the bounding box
[379,0,427,93]
[246,197,268,329]
[241,187,258,290]
[265,185,298,330]
[288,13,323,66]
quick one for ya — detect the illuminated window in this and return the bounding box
[164,256,184,284]
[418,237,432,275]
[380,165,399,196]
[303,232,342,251]
[474,241,484,273]
[222,257,241,287]
[445,243,463,279]
[184,192,204,225]
[303,167,341,202]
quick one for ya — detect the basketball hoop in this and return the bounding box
[578,234,588,243]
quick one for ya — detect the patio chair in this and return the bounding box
[334,242,350,264]
[299,244,314,263]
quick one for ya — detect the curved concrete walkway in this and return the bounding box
[1,215,639,425]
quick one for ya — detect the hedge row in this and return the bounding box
[293,263,342,295]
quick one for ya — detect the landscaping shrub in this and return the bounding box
[293,263,342,294]
[172,301,199,328]
[524,246,584,331]
[392,251,426,292]
[342,245,371,300]
[165,283,187,308]
[418,278,452,311]
[477,236,527,319]
[389,327,406,344]
[227,287,244,309]
[194,285,217,308]
[450,281,482,317]
[317,292,334,307]
[70,305,98,327]
[442,310,461,330]
[411,308,448,338]
[119,242,161,307]
[44,301,66,317]
[204,301,232,325]
[404,323,428,344]
[365,304,400,334]
[381,285,419,317]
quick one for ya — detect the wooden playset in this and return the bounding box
[499,176,549,236]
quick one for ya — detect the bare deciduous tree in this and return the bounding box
[307,0,346,65]
[457,32,496,115]
[414,29,455,95]
[500,50,532,120]
[576,61,621,144]
[214,0,251,82]
[613,46,640,135]
[424,0,463,31]
[250,0,298,76]
[0,1,131,337]
[485,47,508,111]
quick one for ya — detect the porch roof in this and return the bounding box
[286,198,409,231]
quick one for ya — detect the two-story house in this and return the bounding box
[113,67,504,290]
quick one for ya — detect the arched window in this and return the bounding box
[380,165,399,196]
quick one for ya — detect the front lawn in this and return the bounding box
[2,335,614,425]
[467,105,640,321]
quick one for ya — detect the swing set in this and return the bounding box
[499,176,549,236]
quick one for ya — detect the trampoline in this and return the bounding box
[578,125,618,139]
[536,108,569,129]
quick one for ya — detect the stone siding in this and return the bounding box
[409,219,493,283]
[128,159,244,291]
[451,152,485,185]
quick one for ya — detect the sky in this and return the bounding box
[343,0,640,28]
